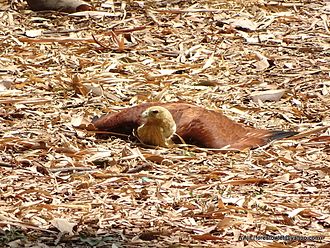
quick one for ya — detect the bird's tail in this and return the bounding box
[269,130,299,142]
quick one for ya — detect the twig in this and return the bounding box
[60,102,86,109]
[91,33,110,49]
[91,172,170,180]
[49,167,96,173]
[44,28,89,35]
[18,37,95,43]
[91,33,138,52]
[0,221,55,233]
[90,130,130,139]
[0,162,14,168]
[289,125,330,140]
[144,9,162,26]
[245,42,324,52]
[153,8,222,14]
[111,26,146,34]
[264,1,304,7]
[0,98,52,104]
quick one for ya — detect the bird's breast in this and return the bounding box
[137,124,166,147]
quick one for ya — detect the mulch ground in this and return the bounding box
[0,0,329,247]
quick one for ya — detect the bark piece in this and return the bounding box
[26,0,93,13]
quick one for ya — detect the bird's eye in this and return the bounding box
[152,109,159,114]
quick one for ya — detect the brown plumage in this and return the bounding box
[92,102,298,151]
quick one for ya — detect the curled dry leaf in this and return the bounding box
[69,11,119,18]
[26,0,93,13]
[25,29,42,38]
[230,18,258,31]
[50,218,76,235]
[0,79,12,91]
[254,52,270,71]
[84,84,122,101]
[71,114,88,127]
[143,153,165,163]
[87,150,112,163]
[251,89,286,102]
[71,114,95,130]
[192,234,222,241]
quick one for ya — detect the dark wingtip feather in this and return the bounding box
[269,130,299,142]
[92,115,100,122]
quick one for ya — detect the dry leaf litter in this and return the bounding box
[0,0,329,247]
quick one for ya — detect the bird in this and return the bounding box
[136,106,176,147]
[92,102,298,151]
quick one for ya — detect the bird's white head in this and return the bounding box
[141,106,166,119]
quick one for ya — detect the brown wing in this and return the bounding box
[92,103,151,135]
[92,102,297,150]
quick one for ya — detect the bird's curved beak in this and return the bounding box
[141,110,149,118]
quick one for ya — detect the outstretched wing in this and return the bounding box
[92,102,297,150]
